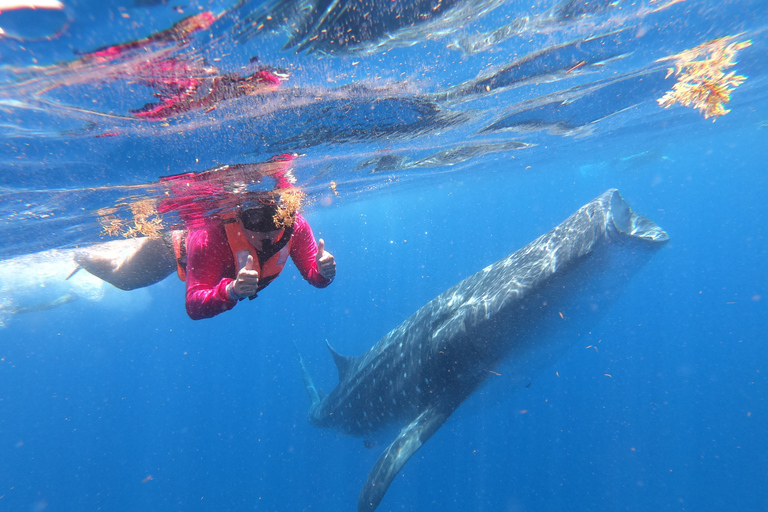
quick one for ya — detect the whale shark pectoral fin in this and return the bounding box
[358,404,454,512]
[294,341,324,408]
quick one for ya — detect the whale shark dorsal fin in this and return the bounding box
[358,404,455,512]
[326,340,355,381]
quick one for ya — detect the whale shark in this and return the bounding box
[301,189,669,511]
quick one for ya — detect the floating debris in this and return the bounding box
[98,198,164,239]
[273,188,305,229]
[98,214,126,238]
[657,35,752,120]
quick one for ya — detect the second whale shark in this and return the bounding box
[301,188,669,511]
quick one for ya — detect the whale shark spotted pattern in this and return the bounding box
[300,189,669,511]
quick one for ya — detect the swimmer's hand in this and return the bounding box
[316,239,336,280]
[228,254,259,299]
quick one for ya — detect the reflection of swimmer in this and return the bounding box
[77,12,283,121]
[16,12,218,89]
[131,69,282,121]
[10,11,284,122]
[74,12,218,66]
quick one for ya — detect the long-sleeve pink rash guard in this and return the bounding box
[184,213,331,320]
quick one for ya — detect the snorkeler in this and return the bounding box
[74,202,335,320]
[73,154,336,319]
[180,198,335,320]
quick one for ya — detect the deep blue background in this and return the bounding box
[2,0,768,508]
[1,109,766,512]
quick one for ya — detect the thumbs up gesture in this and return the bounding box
[228,254,260,299]
[316,239,336,280]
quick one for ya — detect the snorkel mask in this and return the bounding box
[240,203,280,232]
[239,187,305,232]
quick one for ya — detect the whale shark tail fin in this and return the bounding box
[294,341,322,409]
[606,188,669,243]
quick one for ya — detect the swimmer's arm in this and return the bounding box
[184,227,237,320]
[290,214,333,288]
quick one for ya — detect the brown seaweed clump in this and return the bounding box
[98,215,125,237]
[657,36,752,120]
[97,199,164,239]
[273,188,306,229]
[125,199,164,238]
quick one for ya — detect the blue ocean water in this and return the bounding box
[1,0,767,511]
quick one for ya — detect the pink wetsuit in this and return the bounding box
[184,213,331,320]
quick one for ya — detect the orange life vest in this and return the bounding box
[173,221,293,297]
